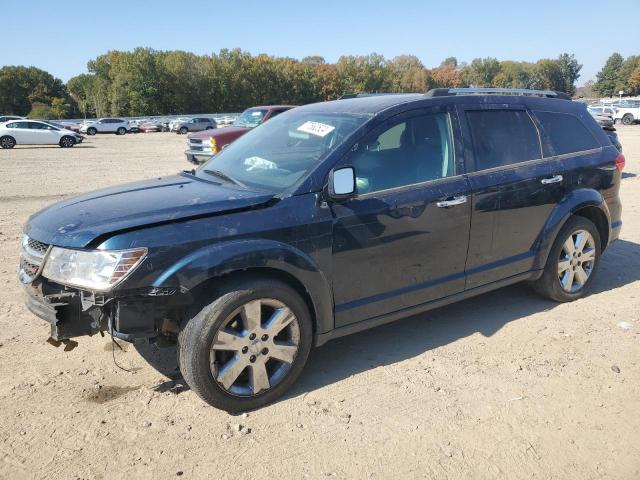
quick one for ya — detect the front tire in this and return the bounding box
[87,127,97,136]
[116,127,126,135]
[59,136,76,148]
[622,114,634,125]
[531,216,601,302]
[178,276,312,412]
[179,127,188,135]
[0,135,16,149]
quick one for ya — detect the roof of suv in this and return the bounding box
[299,89,574,116]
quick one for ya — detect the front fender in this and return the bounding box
[153,239,334,334]
[533,188,610,270]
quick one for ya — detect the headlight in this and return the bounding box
[42,247,147,291]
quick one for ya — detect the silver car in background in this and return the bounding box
[170,117,217,134]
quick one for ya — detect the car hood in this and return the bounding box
[25,174,274,248]
[189,126,250,140]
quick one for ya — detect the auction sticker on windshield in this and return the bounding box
[297,121,335,137]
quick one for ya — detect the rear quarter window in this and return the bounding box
[534,111,600,156]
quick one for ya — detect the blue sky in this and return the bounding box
[2,0,638,84]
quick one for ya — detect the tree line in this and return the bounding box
[1,47,624,120]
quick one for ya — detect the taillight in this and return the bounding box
[615,153,626,172]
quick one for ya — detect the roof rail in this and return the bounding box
[338,93,417,100]
[425,88,572,100]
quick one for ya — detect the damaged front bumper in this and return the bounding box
[23,278,180,344]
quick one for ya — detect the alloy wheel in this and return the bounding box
[557,229,596,293]
[1,137,15,149]
[210,298,300,396]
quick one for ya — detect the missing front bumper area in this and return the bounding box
[23,280,180,345]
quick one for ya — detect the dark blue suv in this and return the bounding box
[20,88,624,411]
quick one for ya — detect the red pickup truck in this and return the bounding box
[185,105,295,164]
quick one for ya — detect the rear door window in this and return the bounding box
[534,111,600,156]
[466,109,541,170]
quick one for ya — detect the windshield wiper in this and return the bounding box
[203,169,245,187]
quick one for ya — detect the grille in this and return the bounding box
[20,257,40,277]
[190,138,203,145]
[27,238,49,255]
[19,236,50,283]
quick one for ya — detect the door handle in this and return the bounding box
[436,195,467,208]
[541,175,563,184]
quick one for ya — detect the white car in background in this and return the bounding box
[0,120,83,149]
[613,104,640,125]
[80,118,131,135]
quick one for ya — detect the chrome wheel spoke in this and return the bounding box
[561,269,575,290]
[264,307,295,336]
[269,343,297,364]
[574,265,589,286]
[212,329,245,351]
[563,237,576,256]
[582,248,596,263]
[241,300,262,331]
[250,362,270,393]
[558,259,571,275]
[575,232,588,252]
[217,355,248,389]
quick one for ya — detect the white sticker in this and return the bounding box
[297,121,335,137]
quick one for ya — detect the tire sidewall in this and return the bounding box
[179,278,313,412]
[87,127,97,135]
[622,114,634,125]
[544,217,602,301]
[117,127,126,135]
[179,127,188,134]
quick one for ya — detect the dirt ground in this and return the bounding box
[0,128,639,480]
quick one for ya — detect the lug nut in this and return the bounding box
[242,346,248,354]
[249,333,256,340]
[262,348,269,355]
[261,334,268,341]
[249,355,256,363]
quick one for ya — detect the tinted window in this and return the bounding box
[534,111,600,156]
[27,122,47,129]
[350,112,455,194]
[466,110,541,170]
[12,121,30,129]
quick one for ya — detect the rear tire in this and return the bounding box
[622,114,634,125]
[531,216,601,302]
[0,135,16,149]
[59,136,76,148]
[178,276,312,412]
[87,127,97,136]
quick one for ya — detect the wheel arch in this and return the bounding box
[534,188,611,270]
[153,239,334,337]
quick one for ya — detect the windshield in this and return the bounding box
[233,108,269,128]
[196,110,370,192]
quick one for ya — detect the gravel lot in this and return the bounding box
[0,129,639,479]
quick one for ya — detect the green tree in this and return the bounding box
[594,53,624,97]
[464,57,501,87]
[0,66,67,115]
[557,53,582,95]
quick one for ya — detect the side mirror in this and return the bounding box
[329,167,356,199]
